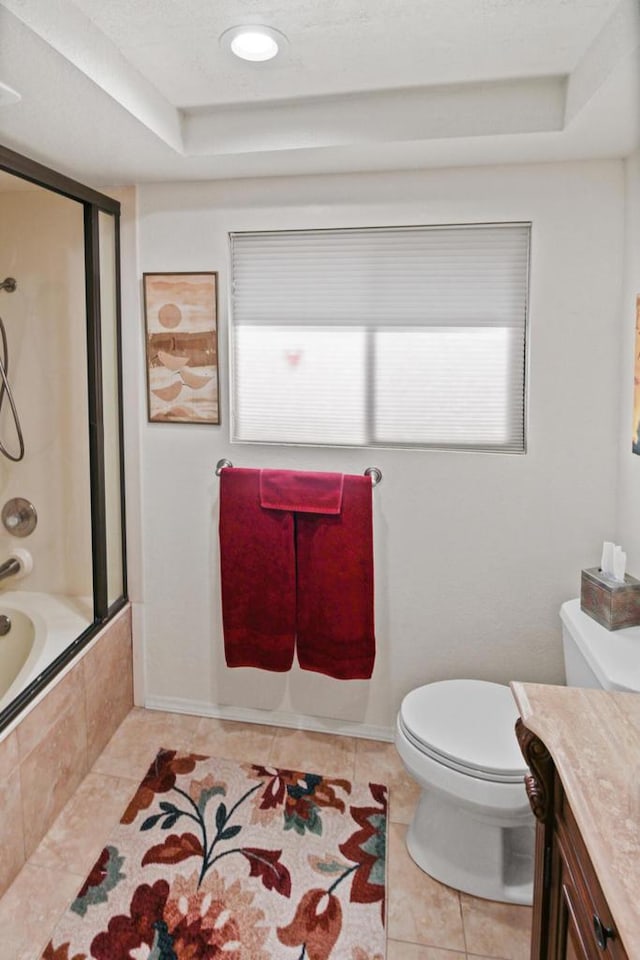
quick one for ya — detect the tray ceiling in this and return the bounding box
[0,0,637,184]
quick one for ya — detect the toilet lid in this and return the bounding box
[399,680,528,783]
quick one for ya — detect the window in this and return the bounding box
[230,223,530,452]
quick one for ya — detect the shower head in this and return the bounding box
[0,278,16,293]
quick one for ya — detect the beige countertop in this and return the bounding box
[511,681,640,957]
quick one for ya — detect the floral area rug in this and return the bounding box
[42,748,387,960]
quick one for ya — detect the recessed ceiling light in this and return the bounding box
[220,25,287,62]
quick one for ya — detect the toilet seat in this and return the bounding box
[399,679,528,784]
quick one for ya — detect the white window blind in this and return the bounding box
[230,223,530,452]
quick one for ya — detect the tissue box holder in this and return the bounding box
[580,567,640,630]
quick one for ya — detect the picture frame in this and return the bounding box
[143,272,219,424]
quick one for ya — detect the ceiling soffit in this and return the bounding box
[0,0,637,181]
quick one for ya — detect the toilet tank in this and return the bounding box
[560,599,640,692]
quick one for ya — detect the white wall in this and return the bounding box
[616,152,640,567]
[110,184,147,706]
[0,186,92,597]
[131,161,625,736]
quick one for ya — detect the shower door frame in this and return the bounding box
[0,143,128,731]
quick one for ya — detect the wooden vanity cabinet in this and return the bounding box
[516,720,629,960]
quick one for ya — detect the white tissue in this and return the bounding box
[613,546,627,583]
[600,540,626,582]
[601,541,615,575]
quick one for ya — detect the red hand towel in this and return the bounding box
[219,468,296,671]
[296,475,375,679]
[260,469,344,514]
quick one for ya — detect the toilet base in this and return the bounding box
[406,787,534,905]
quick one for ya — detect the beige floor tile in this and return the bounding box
[269,727,357,779]
[355,738,420,823]
[29,771,138,877]
[387,941,466,959]
[4,946,39,960]
[460,893,533,960]
[388,823,466,952]
[193,715,277,763]
[91,707,203,780]
[4,713,413,955]
[0,863,82,959]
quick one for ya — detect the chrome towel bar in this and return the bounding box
[215,459,382,486]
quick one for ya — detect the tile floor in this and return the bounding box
[0,708,533,959]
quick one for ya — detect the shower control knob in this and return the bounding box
[1,498,37,537]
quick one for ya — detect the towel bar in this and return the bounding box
[214,459,382,486]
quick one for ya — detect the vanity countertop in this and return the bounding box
[510,681,640,955]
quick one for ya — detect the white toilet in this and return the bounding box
[395,599,640,906]
[395,679,534,905]
[560,598,640,692]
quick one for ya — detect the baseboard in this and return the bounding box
[144,694,394,743]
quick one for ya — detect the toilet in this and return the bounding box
[395,679,534,905]
[395,599,640,906]
[560,598,640,693]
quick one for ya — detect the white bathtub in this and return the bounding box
[0,592,92,713]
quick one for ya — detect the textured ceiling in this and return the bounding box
[0,0,637,185]
[68,0,621,107]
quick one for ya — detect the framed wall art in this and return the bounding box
[143,272,219,424]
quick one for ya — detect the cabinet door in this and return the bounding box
[557,804,626,960]
[545,827,595,959]
[559,867,598,960]
[566,924,589,960]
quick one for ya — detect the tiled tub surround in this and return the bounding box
[0,705,532,960]
[0,604,132,901]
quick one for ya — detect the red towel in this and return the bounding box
[219,468,375,679]
[260,469,344,514]
[219,468,296,671]
[296,475,375,679]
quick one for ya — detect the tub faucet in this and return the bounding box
[0,547,33,580]
[0,549,32,583]
[0,557,20,581]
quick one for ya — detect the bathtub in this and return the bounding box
[0,591,92,713]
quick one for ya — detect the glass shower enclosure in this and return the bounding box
[0,143,127,729]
